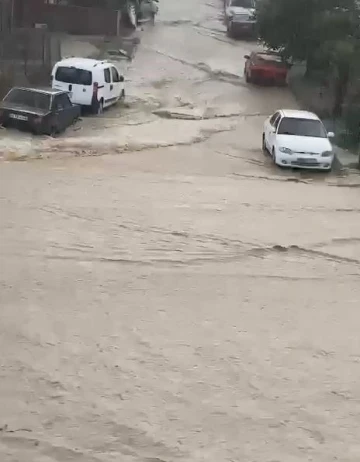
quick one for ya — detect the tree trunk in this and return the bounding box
[332,67,349,118]
[305,54,316,79]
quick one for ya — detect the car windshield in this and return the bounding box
[230,0,255,8]
[55,66,92,86]
[4,88,51,110]
[256,54,287,68]
[277,117,327,138]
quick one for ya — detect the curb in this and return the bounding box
[333,153,344,172]
[333,145,360,172]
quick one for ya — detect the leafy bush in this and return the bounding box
[337,105,360,148]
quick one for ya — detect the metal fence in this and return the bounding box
[0,28,61,98]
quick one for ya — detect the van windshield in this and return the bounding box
[55,66,92,86]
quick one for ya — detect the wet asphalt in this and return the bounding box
[0,1,360,461]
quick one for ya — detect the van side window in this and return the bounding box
[111,67,120,82]
[104,68,111,83]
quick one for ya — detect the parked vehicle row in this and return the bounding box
[0,57,127,136]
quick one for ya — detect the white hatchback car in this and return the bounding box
[263,109,335,170]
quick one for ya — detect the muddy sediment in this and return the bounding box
[0,1,360,462]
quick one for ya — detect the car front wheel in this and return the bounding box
[272,147,277,164]
[262,133,267,152]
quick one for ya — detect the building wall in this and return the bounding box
[15,0,121,35]
[0,0,12,32]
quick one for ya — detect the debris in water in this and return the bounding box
[107,49,132,60]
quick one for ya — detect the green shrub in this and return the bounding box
[338,104,360,148]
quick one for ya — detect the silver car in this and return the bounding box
[224,0,256,37]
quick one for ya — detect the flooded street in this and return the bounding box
[1,1,360,461]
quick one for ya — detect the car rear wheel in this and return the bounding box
[246,70,252,83]
[48,125,58,137]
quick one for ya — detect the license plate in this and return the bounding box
[9,113,28,121]
[297,158,316,164]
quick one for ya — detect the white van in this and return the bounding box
[51,58,125,114]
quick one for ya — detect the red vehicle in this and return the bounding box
[244,51,291,86]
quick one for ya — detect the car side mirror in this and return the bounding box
[119,75,124,82]
[244,55,250,59]
[327,131,335,138]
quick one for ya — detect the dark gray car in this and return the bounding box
[0,87,81,136]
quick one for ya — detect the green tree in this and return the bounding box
[256,0,359,116]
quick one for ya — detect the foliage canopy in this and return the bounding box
[256,0,360,116]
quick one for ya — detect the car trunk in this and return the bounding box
[0,103,49,131]
[252,58,287,80]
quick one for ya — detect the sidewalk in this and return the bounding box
[333,144,359,170]
[288,67,360,171]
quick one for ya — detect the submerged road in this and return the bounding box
[1,1,360,461]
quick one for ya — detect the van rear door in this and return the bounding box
[53,66,93,106]
[103,67,114,107]
[110,66,122,102]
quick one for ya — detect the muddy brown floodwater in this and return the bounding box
[1,1,360,461]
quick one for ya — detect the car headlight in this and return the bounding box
[279,147,293,154]
[321,150,332,157]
